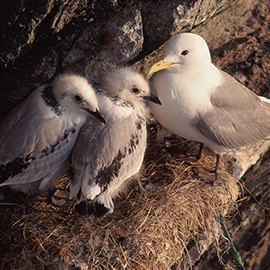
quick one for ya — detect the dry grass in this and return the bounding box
[0,121,239,270]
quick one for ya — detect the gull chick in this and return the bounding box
[70,67,161,217]
[0,74,105,193]
[148,33,270,180]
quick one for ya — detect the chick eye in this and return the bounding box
[132,87,140,94]
[74,95,83,103]
[181,50,189,56]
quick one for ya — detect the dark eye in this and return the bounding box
[181,50,189,56]
[74,95,83,103]
[132,87,140,94]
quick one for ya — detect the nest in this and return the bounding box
[0,120,239,270]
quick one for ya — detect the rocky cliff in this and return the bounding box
[0,0,236,121]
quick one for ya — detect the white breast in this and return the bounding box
[149,65,223,141]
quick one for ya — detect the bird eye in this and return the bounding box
[74,95,83,103]
[132,87,140,94]
[181,50,189,56]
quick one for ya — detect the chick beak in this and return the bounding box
[87,109,106,124]
[144,93,162,105]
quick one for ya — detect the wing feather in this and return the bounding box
[71,109,146,199]
[0,87,79,186]
[194,71,270,149]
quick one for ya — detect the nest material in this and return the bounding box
[0,122,239,270]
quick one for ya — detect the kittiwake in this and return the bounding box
[148,33,270,180]
[0,74,105,193]
[70,67,161,217]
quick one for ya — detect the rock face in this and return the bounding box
[0,0,235,121]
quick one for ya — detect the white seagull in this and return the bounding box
[0,74,105,194]
[148,33,270,180]
[70,67,161,217]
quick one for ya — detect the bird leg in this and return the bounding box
[182,142,204,163]
[133,173,146,192]
[192,153,221,183]
[51,189,74,207]
[196,143,204,161]
[214,154,221,178]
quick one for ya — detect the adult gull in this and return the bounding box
[148,33,270,180]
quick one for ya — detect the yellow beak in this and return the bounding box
[148,60,176,77]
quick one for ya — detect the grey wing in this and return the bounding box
[0,96,78,186]
[71,113,147,199]
[194,71,270,149]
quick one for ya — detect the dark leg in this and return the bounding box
[192,153,221,183]
[133,173,146,192]
[196,143,204,161]
[214,154,221,180]
[51,189,72,207]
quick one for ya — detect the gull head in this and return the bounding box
[54,74,106,123]
[102,67,161,106]
[148,33,212,76]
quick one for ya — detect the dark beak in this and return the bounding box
[87,109,106,124]
[144,93,162,105]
